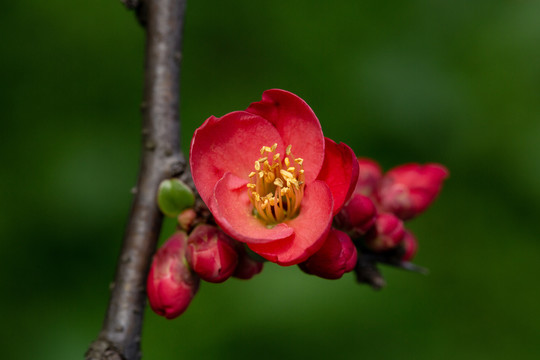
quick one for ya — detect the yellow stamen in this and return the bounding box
[247,143,305,225]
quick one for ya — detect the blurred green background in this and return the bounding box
[1,0,539,359]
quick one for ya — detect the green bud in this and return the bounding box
[158,179,195,217]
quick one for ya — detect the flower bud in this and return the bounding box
[299,229,357,279]
[233,245,264,280]
[186,225,239,283]
[365,213,405,252]
[355,158,383,196]
[400,230,418,261]
[338,193,377,235]
[377,163,448,220]
[177,208,197,231]
[147,232,199,319]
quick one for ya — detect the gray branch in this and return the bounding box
[86,1,187,359]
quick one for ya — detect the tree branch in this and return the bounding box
[86,1,187,359]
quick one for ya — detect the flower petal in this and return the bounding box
[247,180,333,266]
[246,89,325,183]
[211,172,294,244]
[190,111,284,205]
[316,138,359,216]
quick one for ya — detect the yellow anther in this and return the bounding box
[248,143,304,224]
[280,169,294,179]
[264,171,275,183]
[286,145,292,155]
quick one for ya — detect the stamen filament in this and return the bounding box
[247,143,305,224]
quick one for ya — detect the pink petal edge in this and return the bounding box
[317,138,359,216]
[246,89,325,184]
[190,111,284,205]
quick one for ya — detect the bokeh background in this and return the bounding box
[1,0,539,359]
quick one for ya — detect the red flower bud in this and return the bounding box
[187,225,239,283]
[338,193,377,235]
[401,230,418,261]
[299,229,357,279]
[377,163,448,220]
[355,158,383,196]
[233,245,264,280]
[147,232,199,319]
[365,213,405,252]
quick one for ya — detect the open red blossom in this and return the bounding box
[190,89,358,265]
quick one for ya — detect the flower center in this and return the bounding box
[247,143,305,225]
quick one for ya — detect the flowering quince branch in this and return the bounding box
[147,89,449,323]
[88,2,449,357]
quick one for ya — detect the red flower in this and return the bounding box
[377,163,449,220]
[190,89,358,265]
[186,225,239,283]
[299,229,357,279]
[365,213,405,252]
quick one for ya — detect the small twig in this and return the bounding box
[86,1,187,359]
[363,254,430,275]
[355,256,386,290]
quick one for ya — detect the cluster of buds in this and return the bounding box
[147,90,449,320]
[334,158,449,287]
[147,180,264,319]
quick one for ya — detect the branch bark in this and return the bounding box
[86,1,187,359]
